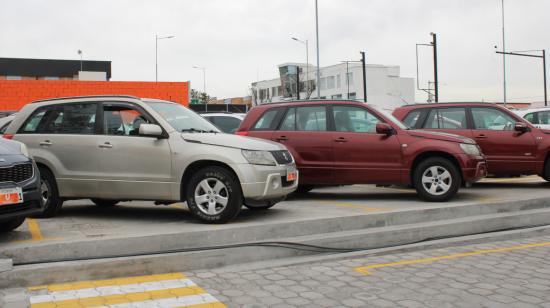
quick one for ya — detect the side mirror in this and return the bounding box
[376,123,394,136]
[514,122,530,133]
[139,124,164,138]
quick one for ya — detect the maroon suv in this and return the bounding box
[393,102,550,179]
[237,100,487,202]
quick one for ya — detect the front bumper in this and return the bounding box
[457,154,488,183]
[232,163,299,202]
[0,162,44,223]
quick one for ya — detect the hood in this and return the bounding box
[181,133,285,151]
[0,138,22,155]
[405,129,475,144]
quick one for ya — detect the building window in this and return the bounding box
[346,72,354,86]
[320,96,326,99]
[319,77,327,90]
[44,76,59,80]
[6,76,21,80]
[331,94,342,99]
[272,86,278,97]
[349,92,356,99]
[336,74,341,88]
[327,76,335,89]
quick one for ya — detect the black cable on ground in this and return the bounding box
[13,223,550,266]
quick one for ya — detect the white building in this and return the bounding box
[251,62,415,110]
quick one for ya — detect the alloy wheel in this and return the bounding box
[421,165,452,196]
[194,178,229,215]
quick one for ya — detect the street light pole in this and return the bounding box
[155,35,175,82]
[501,0,507,105]
[193,66,207,94]
[77,50,83,72]
[292,37,309,98]
[315,0,321,99]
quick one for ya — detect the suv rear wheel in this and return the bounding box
[0,217,26,232]
[542,158,550,182]
[37,166,63,217]
[185,166,242,223]
[413,157,461,202]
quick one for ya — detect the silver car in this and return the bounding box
[4,95,298,223]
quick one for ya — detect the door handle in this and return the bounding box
[276,136,289,141]
[475,134,488,139]
[98,142,113,149]
[39,140,52,146]
[334,137,348,143]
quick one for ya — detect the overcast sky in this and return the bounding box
[1,0,549,103]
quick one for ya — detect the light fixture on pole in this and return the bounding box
[292,37,309,98]
[193,66,207,94]
[77,50,83,72]
[155,35,175,82]
[315,0,321,99]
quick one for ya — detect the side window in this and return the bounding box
[471,107,516,131]
[0,121,12,134]
[296,106,326,131]
[402,110,422,128]
[524,113,535,124]
[333,105,380,133]
[20,110,47,133]
[252,109,281,130]
[42,103,97,134]
[212,116,241,133]
[103,105,150,136]
[424,108,467,129]
[279,108,296,131]
[538,111,550,125]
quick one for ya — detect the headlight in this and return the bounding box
[460,143,481,156]
[241,150,277,166]
[19,143,30,158]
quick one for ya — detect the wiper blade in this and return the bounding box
[181,128,207,133]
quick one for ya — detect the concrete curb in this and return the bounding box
[0,259,12,273]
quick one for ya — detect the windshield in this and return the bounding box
[373,106,409,130]
[145,101,220,132]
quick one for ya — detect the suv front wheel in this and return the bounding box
[37,167,64,217]
[413,157,461,202]
[185,166,243,223]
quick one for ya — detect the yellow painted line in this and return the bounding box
[27,218,44,241]
[170,203,186,209]
[355,241,550,276]
[318,201,389,213]
[31,285,206,308]
[480,176,543,183]
[178,302,228,308]
[28,272,186,292]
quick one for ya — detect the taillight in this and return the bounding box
[3,134,14,140]
[236,131,248,136]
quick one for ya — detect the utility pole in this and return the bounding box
[431,33,439,103]
[501,0,507,105]
[496,49,548,106]
[360,51,367,102]
[315,0,321,98]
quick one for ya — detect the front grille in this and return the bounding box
[270,150,293,165]
[0,163,33,183]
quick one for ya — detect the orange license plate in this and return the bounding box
[0,188,23,206]
[286,170,297,182]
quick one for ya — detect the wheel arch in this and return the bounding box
[410,151,463,184]
[180,160,241,200]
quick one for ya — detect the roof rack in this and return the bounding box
[31,95,140,104]
[399,101,500,107]
[258,99,364,106]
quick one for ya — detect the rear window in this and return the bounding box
[252,108,281,130]
[424,108,467,129]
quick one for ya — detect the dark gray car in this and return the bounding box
[0,138,43,232]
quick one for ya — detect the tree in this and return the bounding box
[191,89,211,104]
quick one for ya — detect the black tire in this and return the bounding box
[413,157,461,202]
[0,217,26,232]
[295,185,315,194]
[37,166,63,218]
[543,158,550,182]
[91,199,119,207]
[185,166,242,223]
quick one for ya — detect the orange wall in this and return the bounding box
[0,80,189,110]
